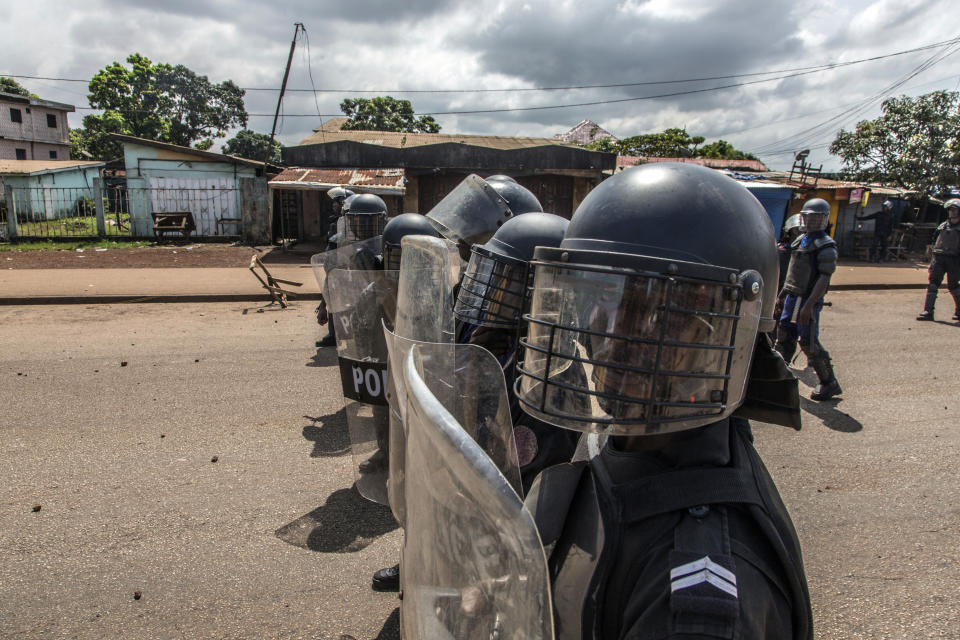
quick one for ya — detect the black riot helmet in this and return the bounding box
[381,213,441,271]
[516,163,777,436]
[455,212,569,328]
[488,179,543,215]
[799,198,830,233]
[343,193,387,242]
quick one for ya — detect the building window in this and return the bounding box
[10,108,22,123]
[47,113,57,128]
[49,150,58,159]
[15,148,27,160]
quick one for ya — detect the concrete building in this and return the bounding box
[111,134,274,242]
[0,91,74,161]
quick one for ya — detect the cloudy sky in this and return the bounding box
[4,0,959,170]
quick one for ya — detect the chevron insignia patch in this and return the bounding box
[670,555,738,598]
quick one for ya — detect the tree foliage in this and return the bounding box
[583,127,756,160]
[340,96,441,133]
[70,53,247,160]
[1,76,34,97]
[223,129,283,163]
[830,91,960,196]
[618,128,705,157]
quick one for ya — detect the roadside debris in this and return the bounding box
[248,255,301,308]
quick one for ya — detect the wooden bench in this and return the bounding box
[153,211,196,238]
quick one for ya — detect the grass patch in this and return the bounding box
[13,212,133,238]
[0,239,155,251]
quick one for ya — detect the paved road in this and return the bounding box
[0,291,957,639]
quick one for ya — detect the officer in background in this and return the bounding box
[775,198,842,401]
[324,187,354,250]
[916,198,960,321]
[856,199,895,263]
[453,211,578,494]
[516,163,812,639]
[315,188,356,347]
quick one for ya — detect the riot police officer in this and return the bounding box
[916,198,960,321]
[341,193,388,244]
[453,211,577,493]
[856,199,895,263]
[775,198,841,401]
[325,187,354,250]
[316,188,355,347]
[516,163,812,639]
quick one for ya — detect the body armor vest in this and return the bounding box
[782,234,837,298]
[933,221,960,256]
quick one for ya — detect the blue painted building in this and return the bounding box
[112,134,274,242]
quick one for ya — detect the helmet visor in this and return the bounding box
[517,262,761,434]
[799,211,828,233]
[454,248,528,328]
[344,213,386,242]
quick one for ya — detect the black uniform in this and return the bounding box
[526,418,812,640]
[858,206,894,263]
[918,218,960,321]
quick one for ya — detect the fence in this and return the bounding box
[1,178,244,241]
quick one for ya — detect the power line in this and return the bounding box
[751,41,960,158]
[69,55,955,120]
[4,36,959,95]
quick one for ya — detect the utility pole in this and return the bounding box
[268,22,305,249]
[265,22,305,167]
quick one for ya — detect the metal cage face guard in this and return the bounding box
[382,242,402,271]
[344,213,387,243]
[516,258,761,435]
[799,211,829,233]
[453,246,530,328]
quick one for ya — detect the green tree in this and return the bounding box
[697,139,758,161]
[618,128,705,157]
[71,53,247,160]
[584,138,620,153]
[340,96,441,133]
[1,76,33,97]
[829,90,960,196]
[223,129,283,163]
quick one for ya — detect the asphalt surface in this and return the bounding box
[1,291,958,639]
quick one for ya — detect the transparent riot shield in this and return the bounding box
[384,235,462,523]
[325,267,399,504]
[425,174,514,249]
[402,346,553,640]
[309,236,383,296]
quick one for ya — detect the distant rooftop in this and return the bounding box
[0,90,75,112]
[554,120,617,145]
[297,127,582,151]
[0,160,104,175]
[616,155,769,172]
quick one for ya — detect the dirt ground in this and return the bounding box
[1,243,313,269]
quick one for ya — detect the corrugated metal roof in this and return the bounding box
[0,160,105,175]
[297,128,582,151]
[110,134,280,170]
[616,156,770,172]
[269,167,406,194]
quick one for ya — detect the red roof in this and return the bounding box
[269,167,406,193]
[616,156,768,172]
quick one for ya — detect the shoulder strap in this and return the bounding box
[523,460,588,552]
[612,467,764,523]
